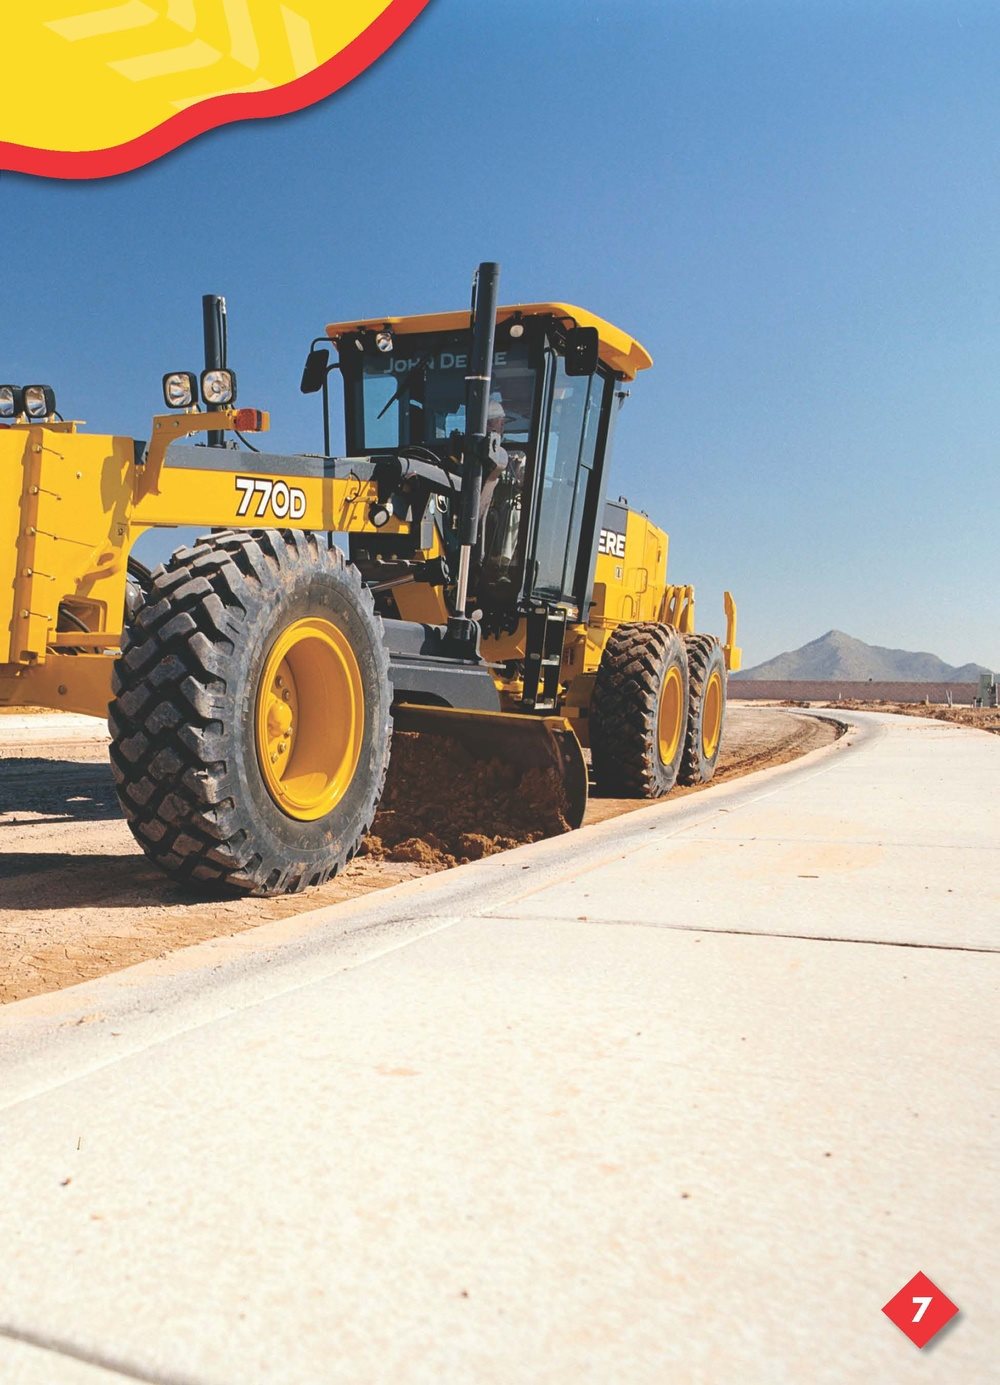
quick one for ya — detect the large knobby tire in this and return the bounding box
[109,529,392,896]
[590,622,690,797]
[678,634,727,786]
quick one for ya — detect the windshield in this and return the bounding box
[349,332,538,452]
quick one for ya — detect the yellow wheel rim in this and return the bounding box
[255,616,364,822]
[657,664,685,765]
[701,668,724,760]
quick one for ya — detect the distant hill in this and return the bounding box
[733,630,990,682]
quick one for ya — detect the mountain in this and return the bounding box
[732,630,990,682]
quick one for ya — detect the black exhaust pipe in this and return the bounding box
[202,293,228,447]
[453,261,500,620]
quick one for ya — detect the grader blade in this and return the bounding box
[390,705,589,830]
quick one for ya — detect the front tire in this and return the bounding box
[590,622,690,797]
[109,529,392,895]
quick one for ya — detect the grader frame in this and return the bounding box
[1,261,741,896]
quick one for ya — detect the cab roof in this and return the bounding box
[324,303,653,381]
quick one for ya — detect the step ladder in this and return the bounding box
[521,606,567,713]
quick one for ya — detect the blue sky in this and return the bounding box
[2,0,998,668]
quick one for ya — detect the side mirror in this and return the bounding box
[300,346,331,394]
[564,326,600,376]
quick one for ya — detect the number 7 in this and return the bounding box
[234,476,254,516]
[252,479,273,516]
[912,1296,933,1323]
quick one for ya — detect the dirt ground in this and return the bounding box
[0,706,839,1005]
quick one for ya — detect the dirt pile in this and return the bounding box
[363,731,572,868]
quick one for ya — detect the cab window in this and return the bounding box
[348,333,538,452]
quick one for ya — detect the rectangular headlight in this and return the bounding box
[24,385,56,418]
[163,371,197,409]
[0,385,22,418]
[201,368,237,406]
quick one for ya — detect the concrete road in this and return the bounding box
[0,712,109,748]
[0,711,997,1384]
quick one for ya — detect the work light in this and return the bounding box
[162,371,197,408]
[375,329,394,354]
[0,385,22,418]
[24,385,56,418]
[200,368,237,406]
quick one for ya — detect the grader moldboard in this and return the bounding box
[0,263,740,895]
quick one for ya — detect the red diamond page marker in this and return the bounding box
[882,1271,959,1348]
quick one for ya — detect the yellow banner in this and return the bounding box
[1,0,429,177]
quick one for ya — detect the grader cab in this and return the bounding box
[0,262,740,895]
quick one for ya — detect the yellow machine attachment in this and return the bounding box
[579,502,740,673]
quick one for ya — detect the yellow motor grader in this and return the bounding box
[0,262,740,894]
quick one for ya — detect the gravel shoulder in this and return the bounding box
[0,706,840,1004]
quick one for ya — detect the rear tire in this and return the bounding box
[109,529,391,896]
[678,634,727,785]
[590,622,690,797]
[125,556,153,624]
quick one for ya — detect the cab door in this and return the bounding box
[527,352,610,605]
